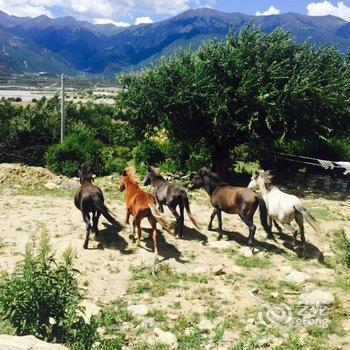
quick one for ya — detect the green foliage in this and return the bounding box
[133,139,165,167]
[117,25,350,176]
[334,228,350,268]
[45,123,104,177]
[0,231,97,349]
[102,146,132,174]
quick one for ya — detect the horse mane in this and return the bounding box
[123,167,138,184]
[79,162,94,184]
[261,170,274,190]
[200,167,228,187]
[149,165,165,182]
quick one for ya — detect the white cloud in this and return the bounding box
[307,1,350,21]
[0,0,215,21]
[0,0,53,17]
[135,16,154,25]
[94,18,130,27]
[256,5,280,16]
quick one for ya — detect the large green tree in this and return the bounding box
[117,25,350,178]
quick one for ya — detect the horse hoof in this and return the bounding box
[208,226,212,231]
[217,236,223,241]
[83,244,88,249]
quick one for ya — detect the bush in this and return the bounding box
[0,231,98,349]
[102,146,132,174]
[133,139,165,167]
[45,123,104,177]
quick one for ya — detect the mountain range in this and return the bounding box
[1,8,350,76]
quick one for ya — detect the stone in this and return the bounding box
[198,319,215,332]
[209,241,233,250]
[286,270,310,284]
[271,292,279,299]
[44,181,59,190]
[0,334,68,349]
[127,304,149,316]
[80,300,101,324]
[154,327,178,349]
[279,265,293,274]
[299,290,334,306]
[238,246,253,258]
[193,266,207,274]
[212,264,226,276]
[222,330,240,343]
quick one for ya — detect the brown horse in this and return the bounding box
[74,162,119,249]
[143,165,199,238]
[188,167,270,248]
[119,167,175,258]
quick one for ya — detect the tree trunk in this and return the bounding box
[212,149,231,181]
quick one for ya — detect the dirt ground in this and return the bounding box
[0,164,349,349]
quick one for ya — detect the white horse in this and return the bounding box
[247,170,321,251]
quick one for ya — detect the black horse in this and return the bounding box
[188,167,270,248]
[143,165,199,238]
[74,162,119,249]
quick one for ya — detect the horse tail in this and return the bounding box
[294,204,322,234]
[257,196,271,234]
[91,191,119,227]
[182,193,200,229]
[148,203,176,236]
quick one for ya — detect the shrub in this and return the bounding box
[0,230,98,349]
[133,139,165,167]
[102,146,132,174]
[45,123,104,177]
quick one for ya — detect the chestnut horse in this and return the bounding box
[119,168,175,258]
[74,162,119,249]
[188,167,270,249]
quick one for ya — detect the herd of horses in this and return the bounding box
[74,162,321,258]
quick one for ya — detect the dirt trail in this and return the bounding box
[0,164,350,349]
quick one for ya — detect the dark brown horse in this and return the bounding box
[188,167,270,248]
[143,165,199,238]
[74,162,119,249]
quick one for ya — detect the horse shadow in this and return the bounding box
[276,231,325,263]
[182,226,208,244]
[212,228,286,255]
[91,222,129,252]
[142,228,188,263]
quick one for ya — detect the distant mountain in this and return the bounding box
[0,8,349,75]
[0,24,73,74]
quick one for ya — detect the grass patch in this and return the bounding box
[235,254,270,269]
[333,228,350,268]
[128,264,209,297]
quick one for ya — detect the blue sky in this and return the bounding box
[1,1,350,26]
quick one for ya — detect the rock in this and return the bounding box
[209,241,233,250]
[61,178,79,189]
[198,319,215,332]
[271,292,279,299]
[154,327,178,349]
[251,287,259,294]
[97,327,105,336]
[314,268,335,281]
[0,334,68,349]
[127,304,149,316]
[193,266,207,274]
[80,300,101,324]
[279,265,293,274]
[212,264,226,276]
[238,246,253,258]
[168,313,178,320]
[299,290,334,306]
[257,338,270,347]
[222,330,240,343]
[271,338,284,348]
[44,181,59,190]
[286,270,310,284]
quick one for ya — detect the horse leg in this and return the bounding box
[158,202,164,213]
[217,210,223,240]
[169,205,182,238]
[148,215,158,258]
[282,222,298,249]
[273,219,283,233]
[295,212,306,253]
[178,204,184,239]
[83,212,91,249]
[92,211,101,237]
[208,208,218,231]
[135,217,142,247]
[239,214,256,249]
[125,209,131,226]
